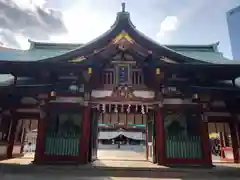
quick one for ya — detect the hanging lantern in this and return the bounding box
[50,91,56,97]
[127,104,131,113]
[141,105,145,114]
[96,104,100,111]
[146,105,149,113]
[156,68,161,75]
[135,105,138,112]
[108,104,111,113]
[114,104,118,113]
[121,104,124,113]
[192,93,199,100]
[148,50,152,54]
[102,104,106,113]
[88,67,92,74]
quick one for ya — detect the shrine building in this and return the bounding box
[0,4,240,166]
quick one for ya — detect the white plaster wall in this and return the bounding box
[163,98,194,104]
[12,145,21,155]
[92,90,155,99]
[91,90,112,98]
[51,97,84,103]
[133,91,155,98]
[0,144,7,156]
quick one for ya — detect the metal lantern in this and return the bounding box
[156,68,161,75]
[50,91,56,97]
[88,67,92,74]
[192,93,199,100]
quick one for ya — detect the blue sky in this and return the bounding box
[2,0,240,59]
[43,0,240,59]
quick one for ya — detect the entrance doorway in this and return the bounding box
[23,119,38,160]
[208,122,233,163]
[88,107,149,162]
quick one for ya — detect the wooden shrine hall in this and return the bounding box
[0,3,240,166]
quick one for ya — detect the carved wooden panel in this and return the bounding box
[111,85,135,99]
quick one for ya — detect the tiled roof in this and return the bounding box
[0,41,238,64]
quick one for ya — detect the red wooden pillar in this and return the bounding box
[229,122,240,163]
[79,106,91,164]
[35,102,46,163]
[7,114,18,158]
[155,108,165,165]
[199,118,212,165]
[219,132,226,159]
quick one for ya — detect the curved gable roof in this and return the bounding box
[39,9,208,64]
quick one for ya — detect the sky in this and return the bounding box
[0,0,240,59]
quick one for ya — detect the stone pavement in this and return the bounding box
[97,149,146,161]
[0,150,240,179]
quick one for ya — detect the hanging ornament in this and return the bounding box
[121,104,124,113]
[127,104,131,113]
[141,105,145,114]
[96,104,100,111]
[146,105,149,113]
[114,104,118,113]
[102,104,106,113]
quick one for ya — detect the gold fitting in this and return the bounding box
[156,68,161,75]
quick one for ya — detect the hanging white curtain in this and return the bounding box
[98,131,145,140]
[98,131,120,139]
[121,132,144,140]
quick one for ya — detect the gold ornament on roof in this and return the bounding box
[112,31,134,44]
[69,56,86,62]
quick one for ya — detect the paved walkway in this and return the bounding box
[0,150,240,179]
[98,149,146,161]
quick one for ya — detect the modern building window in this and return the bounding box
[103,70,114,85]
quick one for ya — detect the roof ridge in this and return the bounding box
[28,39,83,49]
[165,42,219,47]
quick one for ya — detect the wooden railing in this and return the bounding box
[44,133,80,156]
[166,135,202,159]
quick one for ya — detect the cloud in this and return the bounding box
[0,0,67,49]
[156,16,178,41]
